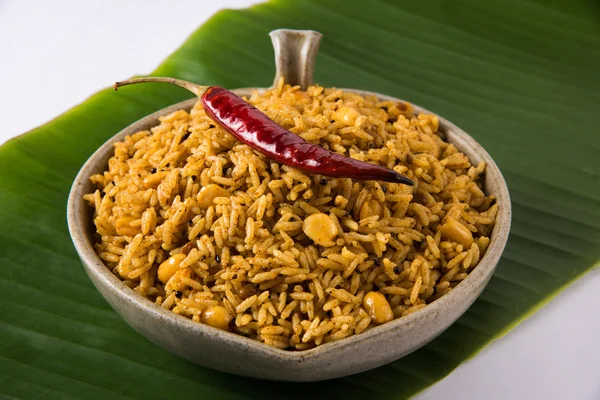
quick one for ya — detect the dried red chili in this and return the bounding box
[113,77,413,185]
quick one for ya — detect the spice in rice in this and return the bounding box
[84,79,498,350]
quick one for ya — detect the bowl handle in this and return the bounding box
[269,29,322,90]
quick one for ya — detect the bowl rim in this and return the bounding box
[67,87,511,363]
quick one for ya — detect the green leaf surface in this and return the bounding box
[1,0,599,398]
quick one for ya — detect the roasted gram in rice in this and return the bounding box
[84,79,498,350]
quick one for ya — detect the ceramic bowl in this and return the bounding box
[67,29,511,382]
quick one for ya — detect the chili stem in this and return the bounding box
[113,77,210,97]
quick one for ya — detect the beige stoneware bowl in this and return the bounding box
[67,29,511,381]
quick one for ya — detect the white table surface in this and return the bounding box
[1,1,599,399]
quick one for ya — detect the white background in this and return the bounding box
[1,1,599,399]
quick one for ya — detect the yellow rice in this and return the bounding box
[84,79,498,350]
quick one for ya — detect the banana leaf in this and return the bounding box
[1,0,599,398]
